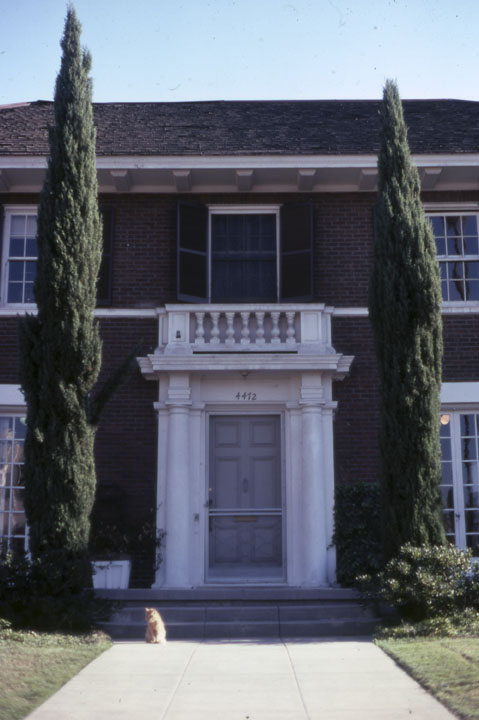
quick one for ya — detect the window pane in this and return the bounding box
[443,510,455,535]
[462,437,477,460]
[8,262,24,282]
[14,418,26,441]
[464,487,479,509]
[447,263,465,301]
[447,237,463,255]
[441,486,454,509]
[440,437,452,461]
[7,283,23,304]
[24,283,35,303]
[461,415,476,436]
[11,466,24,487]
[435,237,446,255]
[0,513,9,535]
[446,216,461,236]
[9,237,24,257]
[430,216,445,237]
[463,462,478,485]
[26,215,37,237]
[463,216,477,236]
[441,462,453,485]
[466,281,479,301]
[464,237,479,255]
[465,262,479,279]
[0,489,11,511]
[26,237,38,257]
[465,510,479,532]
[10,216,26,236]
[10,513,25,536]
[24,261,36,282]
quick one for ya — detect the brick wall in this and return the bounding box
[332,316,381,486]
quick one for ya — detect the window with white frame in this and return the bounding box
[428,213,479,302]
[0,414,27,556]
[1,206,115,306]
[440,411,479,556]
[1,207,38,305]
[177,202,313,303]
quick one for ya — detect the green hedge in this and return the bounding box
[334,482,382,586]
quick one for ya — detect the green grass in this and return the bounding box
[0,628,111,720]
[377,637,479,720]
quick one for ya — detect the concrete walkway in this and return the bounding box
[26,638,456,720]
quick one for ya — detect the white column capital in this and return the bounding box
[165,372,192,406]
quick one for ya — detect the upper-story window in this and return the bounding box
[428,213,479,302]
[2,207,37,305]
[1,206,114,307]
[177,203,313,303]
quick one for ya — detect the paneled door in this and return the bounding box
[208,415,283,581]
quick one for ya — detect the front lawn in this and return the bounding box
[0,627,111,720]
[378,637,479,720]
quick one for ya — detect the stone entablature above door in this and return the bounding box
[138,303,353,378]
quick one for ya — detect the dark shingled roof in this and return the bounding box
[1,99,478,157]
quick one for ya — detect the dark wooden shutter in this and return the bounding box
[178,202,208,302]
[97,206,114,306]
[280,202,313,301]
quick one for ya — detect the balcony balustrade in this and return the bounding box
[157,304,334,355]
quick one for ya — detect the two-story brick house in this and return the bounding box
[1,99,479,588]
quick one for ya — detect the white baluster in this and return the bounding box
[210,312,220,345]
[194,312,205,345]
[225,312,235,346]
[240,311,251,346]
[271,311,281,345]
[255,311,265,345]
[286,311,296,346]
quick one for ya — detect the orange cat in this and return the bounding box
[145,607,167,644]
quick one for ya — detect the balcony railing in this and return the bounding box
[157,304,333,355]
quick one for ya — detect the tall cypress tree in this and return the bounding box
[18,7,101,571]
[368,80,445,559]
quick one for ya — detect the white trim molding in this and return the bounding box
[441,382,479,406]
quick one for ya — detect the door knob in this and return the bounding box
[242,478,248,492]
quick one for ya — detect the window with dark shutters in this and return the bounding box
[177,202,313,303]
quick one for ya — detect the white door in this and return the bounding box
[208,415,284,582]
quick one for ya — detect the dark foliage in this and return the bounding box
[18,7,101,582]
[334,483,383,586]
[368,80,445,558]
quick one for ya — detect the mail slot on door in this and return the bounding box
[234,516,257,523]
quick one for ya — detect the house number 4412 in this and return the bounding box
[235,392,257,401]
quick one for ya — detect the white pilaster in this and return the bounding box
[163,373,192,587]
[299,373,329,586]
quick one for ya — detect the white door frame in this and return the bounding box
[205,410,286,584]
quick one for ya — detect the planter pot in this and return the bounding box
[92,559,131,589]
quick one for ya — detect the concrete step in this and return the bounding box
[98,597,381,640]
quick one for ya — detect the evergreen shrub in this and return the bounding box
[0,552,113,631]
[334,483,382,586]
[377,543,479,622]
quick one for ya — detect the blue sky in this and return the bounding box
[1,0,478,104]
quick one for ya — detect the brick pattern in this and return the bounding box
[443,315,479,382]
[332,317,381,486]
